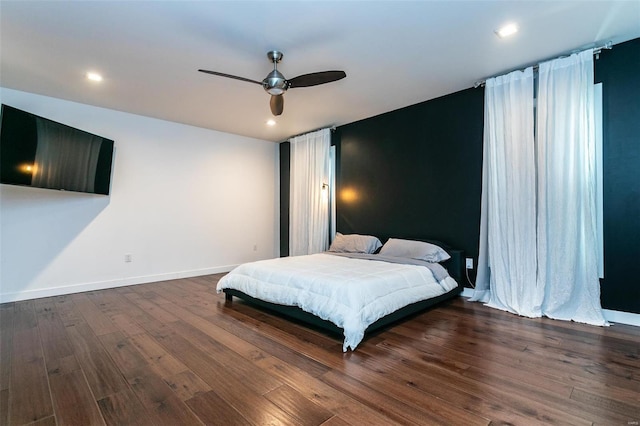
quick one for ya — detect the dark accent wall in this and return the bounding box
[279,142,290,257]
[335,87,484,278]
[595,38,640,314]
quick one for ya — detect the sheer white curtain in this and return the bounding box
[537,49,607,325]
[471,68,541,317]
[289,128,331,256]
[473,49,607,326]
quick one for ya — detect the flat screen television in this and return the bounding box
[0,104,114,195]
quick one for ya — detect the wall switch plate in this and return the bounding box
[465,258,473,270]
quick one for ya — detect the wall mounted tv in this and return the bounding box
[0,104,114,195]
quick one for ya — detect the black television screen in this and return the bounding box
[0,104,114,195]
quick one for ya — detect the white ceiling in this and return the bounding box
[1,1,639,142]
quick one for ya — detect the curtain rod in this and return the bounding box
[473,41,613,88]
[286,125,336,141]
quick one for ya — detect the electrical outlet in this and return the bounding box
[465,257,473,270]
[124,254,132,263]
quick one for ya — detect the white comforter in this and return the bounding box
[216,253,458,351]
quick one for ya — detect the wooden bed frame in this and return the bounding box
[223,245,465,338]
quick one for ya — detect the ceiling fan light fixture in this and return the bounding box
[266,86,285,95]
[495,23,518,38]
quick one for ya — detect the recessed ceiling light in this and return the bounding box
[266,119,276,127]
[86,72,103,82]
[495,23,518,39]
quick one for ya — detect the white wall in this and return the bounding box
[0,88,279,302]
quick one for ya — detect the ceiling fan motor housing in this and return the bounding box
[263,69,288,95]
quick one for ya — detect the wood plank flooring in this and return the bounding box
[1,274,638,425]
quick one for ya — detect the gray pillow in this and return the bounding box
[379,238,450,262]
[328,232,382,254]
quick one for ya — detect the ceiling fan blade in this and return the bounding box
[198,69,262,85]
[270,94,284,116]
[288,70,346,88]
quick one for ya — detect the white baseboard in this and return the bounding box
[460,287,639,327]
[461,287,475,298]
[602,309,640,327]
[0,265,238,304]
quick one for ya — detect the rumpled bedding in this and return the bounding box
[216,252,459,351]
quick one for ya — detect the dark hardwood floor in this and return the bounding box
[1,274,638,425]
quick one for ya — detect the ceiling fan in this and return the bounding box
[198,51,346,116]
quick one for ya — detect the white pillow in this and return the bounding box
[379,238,450,262]
[328,232,382,254]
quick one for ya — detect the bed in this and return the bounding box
[217,235,464,351]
